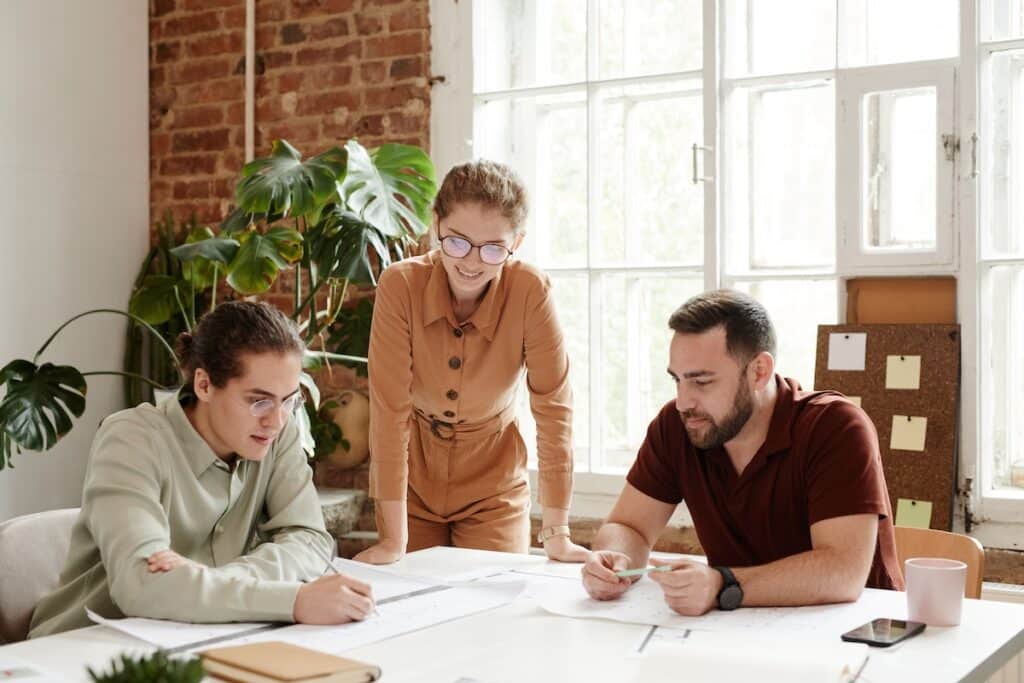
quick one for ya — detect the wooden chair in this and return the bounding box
[894,526,985,599]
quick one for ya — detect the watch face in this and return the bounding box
[719,584,743,610]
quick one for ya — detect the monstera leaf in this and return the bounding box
[0,360,87,453]
[341,141,436,240]
[235,140,347,223]
[226,227,303,294]
[0,429,13,470]
[171,227,240,291]
[307,208,389,286]
[129,275,184,326]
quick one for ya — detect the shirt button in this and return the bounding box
[446,389,458,401]
[449,357,462,370]
[453,328,463,338]
[443,410,455,418]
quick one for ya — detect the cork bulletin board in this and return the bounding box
[814,324,961,531]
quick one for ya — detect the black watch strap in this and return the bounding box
[714,566,743,610]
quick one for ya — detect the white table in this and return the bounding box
[3,547,1024,682]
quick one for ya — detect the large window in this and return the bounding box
[432,1,1021,528]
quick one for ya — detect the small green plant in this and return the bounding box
[87,652,204,683]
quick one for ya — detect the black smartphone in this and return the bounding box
[841,618,926,647]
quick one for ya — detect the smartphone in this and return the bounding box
[841,618,926,647]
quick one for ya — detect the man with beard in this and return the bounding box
[581,290,903,616]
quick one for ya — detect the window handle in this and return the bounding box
[970,132,979,179]
[691,143,714,184]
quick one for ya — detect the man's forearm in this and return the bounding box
[732,547,868,607]
[592,522,653,568]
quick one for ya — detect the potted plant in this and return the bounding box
[0,138,435,470]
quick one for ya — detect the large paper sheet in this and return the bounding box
[221,580,526,655]
[86,609,267,650]
[0,655,70,682]
[534,576,901,638]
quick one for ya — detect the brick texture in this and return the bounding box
[150,0,431,230]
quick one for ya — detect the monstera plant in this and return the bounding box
[0,138,435,471]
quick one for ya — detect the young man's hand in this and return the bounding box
[647,559,723,616]
[146,550,201,573]
[581,550,633,600]
[293,574,376,624]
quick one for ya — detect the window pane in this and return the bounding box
[724,82,835,272]
[983,0,1024,41]
[862,87,937,250]
[598,0,701,79]
[732,279,838,391]
[474,0,586,91]
[598,274,704,471]
[596,80,703,266]
[980,266,1024,490]
[518,273,590,471]
[982,50,1024,259]
[839,0,958,67]
[476,92,588,268]
[724,0,836,76]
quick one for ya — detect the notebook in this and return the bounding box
[200,641,381,683]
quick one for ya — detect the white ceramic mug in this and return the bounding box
[905,557,967,626]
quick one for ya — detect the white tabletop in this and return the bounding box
[3,547,1024,682]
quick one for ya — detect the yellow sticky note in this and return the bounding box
[896,498,933,529]
[891,416,927,451]
[886,355,921,390]
[847,396,862,407]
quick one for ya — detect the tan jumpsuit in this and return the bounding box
[368,250,574,553]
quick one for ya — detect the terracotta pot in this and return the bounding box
[324,390,370,469]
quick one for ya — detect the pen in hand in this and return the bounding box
[310,537,380,617]
[614,565,673,578]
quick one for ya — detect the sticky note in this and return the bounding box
[891,416,927,451]
[847,396,862,407]
[886,355,921,390]
[827,333,867,371]
[896,498,933,529]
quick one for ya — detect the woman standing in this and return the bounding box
[355,160,587,564]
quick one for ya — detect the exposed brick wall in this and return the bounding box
[149,0,431,236]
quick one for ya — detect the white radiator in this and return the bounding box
[983,584,1024,683]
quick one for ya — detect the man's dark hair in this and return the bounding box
[175,300,304,387]
[668,289,777,363]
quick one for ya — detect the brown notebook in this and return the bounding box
[200,641,381,683]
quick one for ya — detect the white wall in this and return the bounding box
[0,1,149,521]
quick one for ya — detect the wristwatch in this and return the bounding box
[536,525,571,544]
[713,566,743,610]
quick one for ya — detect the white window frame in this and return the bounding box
[432,0,1024,545]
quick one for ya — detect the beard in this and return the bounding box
[680,375,754,450]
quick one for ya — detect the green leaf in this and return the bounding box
[128,275,183,326]
[0,360,87,452]
[341,141,436,240]
[226,227,303,294]
[173,228,240,291]
[220,206,260,236]
[308,208,390,286]
[299,371,320,410]
[235,140,347,222]
[0,429,14,470]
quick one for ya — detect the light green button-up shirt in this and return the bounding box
[28,392,333,638]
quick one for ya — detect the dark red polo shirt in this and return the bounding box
[627,375,903,590]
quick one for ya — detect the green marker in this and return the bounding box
[615,565,673,578]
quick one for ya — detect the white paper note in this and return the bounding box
[891,416,928,451]
[827,333,867,371]
[886,355,922,390]
[847,396,862,407]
